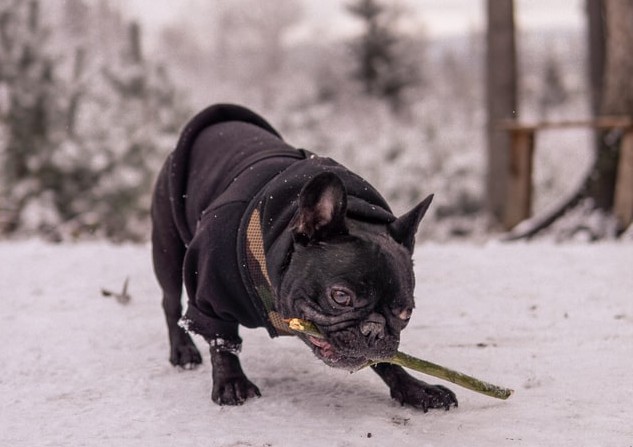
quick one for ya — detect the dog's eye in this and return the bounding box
[330,288,353,306]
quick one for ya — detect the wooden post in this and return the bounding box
[486,0,517,227]
[504,129,534,230]
[614,129,633,231]
[498,117,633,231]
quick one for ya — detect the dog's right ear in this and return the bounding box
[388,194,434,253]
[291,172,348,243]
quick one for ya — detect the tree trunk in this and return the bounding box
[600,1,633,117]
[590,0,633,210]
[485,0,518,228]
[587,0,605,115]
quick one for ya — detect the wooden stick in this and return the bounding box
[286,318,514,400]
[381,352,513,400]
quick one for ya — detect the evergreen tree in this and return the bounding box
[346,0,420,112]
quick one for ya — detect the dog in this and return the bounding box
[151,104,457,411]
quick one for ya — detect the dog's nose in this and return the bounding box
[360,312,386,340]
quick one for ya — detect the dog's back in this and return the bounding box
[158,104,303,244]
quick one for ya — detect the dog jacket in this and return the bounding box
[170,105,395,343]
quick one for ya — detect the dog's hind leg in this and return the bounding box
[151,169,202,369]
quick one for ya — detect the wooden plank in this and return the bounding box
[498,116,633,132]
[503,130,534,230]
[614,130,633,231]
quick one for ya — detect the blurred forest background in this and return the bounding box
[0,0,631,243]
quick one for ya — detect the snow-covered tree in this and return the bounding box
[0,0,67,233]
[0,0,189,241]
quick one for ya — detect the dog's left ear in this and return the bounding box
[292,172,348,243]
[388,194,434,253]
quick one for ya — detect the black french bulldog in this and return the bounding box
[151,104,457,411]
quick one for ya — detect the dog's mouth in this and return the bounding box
[308,336,339,360]
[303,334,375,370]
[292,301,399,369]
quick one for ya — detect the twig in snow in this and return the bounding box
[101,277,131,305]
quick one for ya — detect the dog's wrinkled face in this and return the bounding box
[278,172,433,370]
[280,234,415,369]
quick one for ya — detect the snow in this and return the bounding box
[1,240,632,446]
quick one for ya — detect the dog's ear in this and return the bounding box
[292,172,348,243]
[388,194,434,253]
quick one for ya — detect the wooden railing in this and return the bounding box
[498,116,633,231]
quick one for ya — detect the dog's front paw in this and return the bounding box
[390,379,458,412]
[212,376,261,406]
[210,349,261,405]
[372,363,458,412]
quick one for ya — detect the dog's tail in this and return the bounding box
[167,104,282,244]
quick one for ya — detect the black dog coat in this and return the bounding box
[154,104,396,344]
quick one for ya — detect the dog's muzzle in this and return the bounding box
[359,312,387,342]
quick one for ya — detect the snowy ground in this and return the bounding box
[1,240,632,446]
